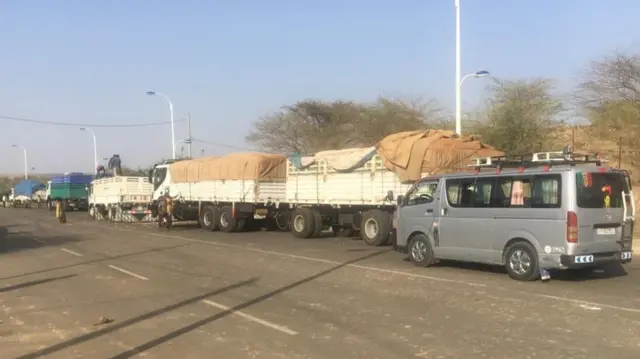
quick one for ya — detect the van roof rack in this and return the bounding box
[470,147,607,169]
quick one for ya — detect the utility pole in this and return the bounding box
[187,112,193,158]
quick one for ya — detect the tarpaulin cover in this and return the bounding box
[376,130,504,182]
[289,146,377,172]
[169,153,288,183]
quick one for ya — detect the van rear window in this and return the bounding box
[576,172,629,208]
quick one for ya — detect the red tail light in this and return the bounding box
[567,211,578,243]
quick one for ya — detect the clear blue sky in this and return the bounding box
[0,0,637,174]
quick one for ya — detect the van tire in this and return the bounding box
[291,208,315,239]
[360,210,391,246]
[408,234,436,267]
[219,206,238,233]
[201,205,220,231]
[504,241,540,281]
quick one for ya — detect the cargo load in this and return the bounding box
[166,153,288,203]
[376,129,504,182]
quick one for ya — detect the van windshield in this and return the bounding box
[576,172,629,208]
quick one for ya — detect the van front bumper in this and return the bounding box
[559,251,633,268]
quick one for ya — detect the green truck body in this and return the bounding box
[50,183,88,199]
[46,182,89,211]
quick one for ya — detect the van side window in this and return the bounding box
[474,178,494,208]
[532,175,561,208]
[494,177,513,208]
[446,178,475,207]
[406,180,438,206]
[510,178,531,207]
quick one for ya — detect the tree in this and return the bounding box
[577,50,640,165]
[245,97,447,154]
[473,78,564,155]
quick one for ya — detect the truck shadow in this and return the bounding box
[0,225,85,254]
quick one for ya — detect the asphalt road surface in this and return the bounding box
[1,208,640,359]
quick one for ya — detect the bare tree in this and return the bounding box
[245,97,447,154]
[474,78,564,155]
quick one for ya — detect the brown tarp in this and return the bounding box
[169,152,288,183]
[376,130,504,182]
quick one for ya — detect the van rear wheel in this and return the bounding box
[505,242,540,281]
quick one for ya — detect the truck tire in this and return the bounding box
[311,209,323,238]
[200,205,220,231]
[219,206,239,233]
[89,205,96,219]
[360,209,392,246]
[291,207,315,239]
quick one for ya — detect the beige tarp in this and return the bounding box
[376,130,504,182]
[169,152,288,183]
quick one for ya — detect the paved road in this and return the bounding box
[1,208,640,359]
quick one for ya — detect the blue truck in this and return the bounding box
[4,179,46,208]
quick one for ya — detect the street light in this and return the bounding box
[80,127,98,174]
[146,91,176,159]
[12,144,28,180]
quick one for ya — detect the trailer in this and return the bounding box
[89,176,154,222]
[149,130,503,245]
[46,173,93,211]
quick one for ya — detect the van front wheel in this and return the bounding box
[409,234,436,267]
[505,242,540,281]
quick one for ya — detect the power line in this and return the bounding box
[191,138,257,151]
[0,114,185,128]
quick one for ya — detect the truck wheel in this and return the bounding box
[360,210,392,246]
[311,209,323,238]
[219,206,238,233]
[200,205,220,231]
[89,205,96,219]
[291,208,315,239]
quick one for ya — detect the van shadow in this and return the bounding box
[403,257,628,282]
[0,225,86,254]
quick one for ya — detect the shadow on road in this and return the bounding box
[14,278,259,359]
[0,225,86,254]
[0,243,193,281]
[17,249,391,359]
[0,274,77,293]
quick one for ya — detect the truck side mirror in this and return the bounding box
[396,195,404,206]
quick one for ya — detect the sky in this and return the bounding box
[0,0,638,174]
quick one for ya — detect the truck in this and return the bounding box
[88,176,155,222]
[5,179,45,208]
[46,173,93,211]
[148,130,502,245]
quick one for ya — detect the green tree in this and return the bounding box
[473,78,564,155]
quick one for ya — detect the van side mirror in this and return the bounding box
[396,195,404,206]
[385,190,394,201]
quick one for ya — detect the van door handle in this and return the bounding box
[426,209,433,213]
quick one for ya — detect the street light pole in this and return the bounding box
[146,91,176,159]
[455,0,462,135]
[12,144,28,180]
[80,127,98,174]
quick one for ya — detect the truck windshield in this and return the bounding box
[576,172,629,208]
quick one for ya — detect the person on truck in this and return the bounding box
[108,154,122,176]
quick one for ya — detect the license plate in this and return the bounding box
[622,251,633,260]
[596,228,615,235]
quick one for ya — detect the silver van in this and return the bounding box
[394,151,635,281]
